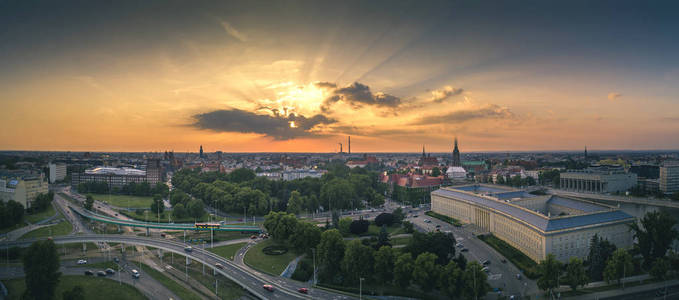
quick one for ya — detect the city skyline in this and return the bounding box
[2,0,679,152]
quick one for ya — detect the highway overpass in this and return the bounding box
[0,235,349,300]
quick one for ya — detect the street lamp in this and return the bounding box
[359,277,365,300]
[311,248,317,285]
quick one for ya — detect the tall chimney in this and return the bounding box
[348,136,351,154]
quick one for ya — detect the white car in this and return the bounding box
[77,259,87,265]
[131,269,140,278]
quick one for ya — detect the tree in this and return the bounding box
[431,167,441,177]
[394,253,414,287]
[349,219,370,235]
[374,213,395,227]
[402,220,414,233]
[671,192,679,202]
[374,246,396,285]
[392,207,405,223]
[288,222,321,254]
[23,240,61,300]
[318,229,345,283]
[62,286,85,300]
[186,199,204,219]
[228,168,256,183]
[650,258,670,280]
[587,234,617,281]
[412,252,440,292]
[320,178,357,210]
[603,249,633,285]
[537,254,562,296]
[286,191,304,215]
[342,239,374,284]
[84,194,94,211]
[453,253,468,270]
[338,217,352,235]
[496,175,506,185]
[150,194,163,216]
[376,225,390,248]
[565,257,588,292]
[439,260,463,298]
[172,203,186,219]
[629,211,678,266]
[462,261,489,299]
[273,213,298,242]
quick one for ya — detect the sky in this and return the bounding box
[1,0,679,153]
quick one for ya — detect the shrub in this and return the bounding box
[349,219,370,235]
[262,245,289,255]
[374,213,395,227]
[291,259,313,281]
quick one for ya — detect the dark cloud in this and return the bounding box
[314,81,338,89]
[411,105,514,125]
[192,108,336,140]
[321,82,401,112]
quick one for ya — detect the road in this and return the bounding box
[0,234,351,300]
[406,206,539,298]
[0,259,179,300]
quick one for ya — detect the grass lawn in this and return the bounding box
[139,262,202,300]
[2,275,147,300]
[19,212,72,240]
[391,236,412,246]
[425,211,462,227]
[244,239,298,276]
[478,234,539,279]
[91,194,153,209]
[208,242,247,260]
[119,210,209,223]
[25,204,56,224]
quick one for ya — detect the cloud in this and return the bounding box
[220,21,248,42]
[430,86,463,103]
[314,81,337,89]
[607,92,622,101]
[411,105,514,125]
[192,108,336,140]
[320,82,401,112]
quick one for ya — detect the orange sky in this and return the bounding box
[1,1,678,152]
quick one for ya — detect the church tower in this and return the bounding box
[199,145,204,158]
[452,137,461,167]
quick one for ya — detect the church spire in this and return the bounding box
[452,137,461,167]
[422,145,426,157]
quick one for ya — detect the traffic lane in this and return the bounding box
[407,214,529,297]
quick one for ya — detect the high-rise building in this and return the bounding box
[452,137,461,167]
[146,159,162,185]
[48,162,67,183]
[0,174,48,209]
[660,161,679,194]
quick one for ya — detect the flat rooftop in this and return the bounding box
[85,167,146,176]
[433,185,634,233]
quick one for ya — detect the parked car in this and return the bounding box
[262,284,274,292]
[97,270,107,277]
[105,268,115,274]
[461,248,469,252]
[481,267,489,272]
[160,233,166,238]
[501,258,507,263]
[298,288,309,294]
[516,273,522,280]
[482,260,490,265]
[113,257,119,263]
[84,270,94,276]
[77,259,87,265]
[250,235,258,239]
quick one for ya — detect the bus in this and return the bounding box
[195,223,220,229]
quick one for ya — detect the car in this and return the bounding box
[84,270,94,276]
[160,233,166,238]
[114,213,118,216]
[456,243,463,248]
[413,215,418,218]
[97,270,107,277]
[250,235,258,239]
[435,224,441,228]
[184,246,192,252]
[461,248,469,252]
[481,267,489,272]
[262,284,274,292]
[516,273,522,280]
[298,288,308,294]
[501,258,507,263]
[215,263,223,269]
[77,259,87,265]
[482,260,490,265]
[106,268,115,274]
[131,269,140,278]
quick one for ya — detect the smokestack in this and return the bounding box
[348,136,351,154]
[338,143,343,153]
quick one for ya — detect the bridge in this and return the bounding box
[0,235,348,300]
[69,204,262,233]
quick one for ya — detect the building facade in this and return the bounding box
[660,161,679,194]
[431,184,634,262]
[0,174,49,209]
[560,165,637,194]
[48,162,67,183]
